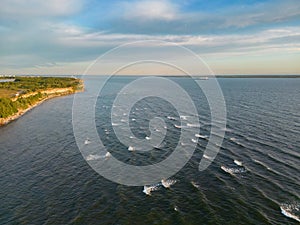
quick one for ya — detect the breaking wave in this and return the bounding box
[143,184,161,195]
[234,160,243,166]
[221,166,247,176]
[280,202,300,222]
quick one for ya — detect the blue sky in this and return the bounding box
[0,0,299,75]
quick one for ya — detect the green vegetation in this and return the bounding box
[0,76,83,119]
[0,98,18,118]
[0,92,44,118]
[0,76,82,95]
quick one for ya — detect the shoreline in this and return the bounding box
[0,87,84,127]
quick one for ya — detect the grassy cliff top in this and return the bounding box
[0,76,83,119]
[0,76,83,98]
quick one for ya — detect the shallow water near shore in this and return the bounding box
[0,77,299,224]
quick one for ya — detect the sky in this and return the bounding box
[0,0,300,75]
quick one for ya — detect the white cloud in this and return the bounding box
[0,0,83,19]
[220,1,300,29]
[121,0,179,21]
[0,0,299,75]
[109,0,300,34]
[57,26,300,53]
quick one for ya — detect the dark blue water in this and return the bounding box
[0,77,299,224]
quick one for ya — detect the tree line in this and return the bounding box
[0,77,83,118]
[0,76,82,93]
[0,92,43,118]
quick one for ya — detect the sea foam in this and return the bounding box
[221,166,247,176]
[161,179,177,188]
[143,184,160,195]
[234,160,243,166]
[195,134,208,139]
[280,202,300,222]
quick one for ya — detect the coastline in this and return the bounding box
[0,87,84,127]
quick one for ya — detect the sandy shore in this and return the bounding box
[0,87,83,127]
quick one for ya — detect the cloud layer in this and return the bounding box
[0,0,299,75]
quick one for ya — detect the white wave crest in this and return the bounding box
[86,154,102,161]
[253,159,271,170]
[180,115,189,120]
[229,137,243,146]
[221,166,247,175]
[161,179,177,188]
[105,152,111,159]
[195,134,208,139]
[191,181,200,189]
[143,184,160,195]
[280,202,300,222]
[84,139,91,145]
[85,155,102,161]
[174,124,183,129]
[234,160,243,166]
[142,179,178,195]
[203,154,212,160]
[128,146,135,151]
[86,152,111,161]
[187,123,200,128]
[191,138,198,143]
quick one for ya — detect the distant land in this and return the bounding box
[215,75,300,78]
[0,76,84,126]
[1,74,299,78]
[164,75,300,78]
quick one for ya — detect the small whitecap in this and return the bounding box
[280,202,300,222]
[86,154,102,161]
[167,116,176,121]
[195,134,208,139]
[234,159,243,166]
[221,166,247,176]
[203,154,212,160]
[180,115,189,120]
[128,146,135,151]
[191,181,200,189]
[105,152,111,159]
[191,138,198,143]
[84,139,91,145]
[187,123,200,128]
[143,184,160,195]
[161,179,177,188]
